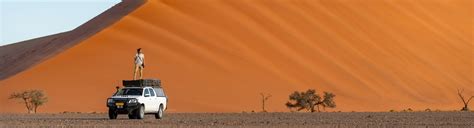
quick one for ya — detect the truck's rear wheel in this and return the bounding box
[155,105,164,119]
[108,109,117,119]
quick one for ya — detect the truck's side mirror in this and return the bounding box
[144,94,150,97]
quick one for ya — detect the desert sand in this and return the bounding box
[0,0,145,80]
[1,112,473,127]
[0,0,472,113]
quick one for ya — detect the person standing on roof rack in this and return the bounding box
[133,48,145,80]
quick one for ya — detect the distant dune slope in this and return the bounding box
[0,0,472,113]
[0,0,146,81]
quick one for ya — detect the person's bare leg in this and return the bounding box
[139,66,143,79]
[133,65,138,80]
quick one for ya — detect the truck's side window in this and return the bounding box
[149,88,156,97]
[154,89,160,97]
[158,89,165,97]
[159,89,165,97]
[154,88,162,97]
[144,88,150,97]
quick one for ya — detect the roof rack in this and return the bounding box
[123,79,161,87]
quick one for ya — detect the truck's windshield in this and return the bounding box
[115,88,143,96]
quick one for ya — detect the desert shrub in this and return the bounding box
[401,108,413,112]
[9,90,48,113]
[389,109,396,112]
[425,108,431,112]
[285,89,336,112]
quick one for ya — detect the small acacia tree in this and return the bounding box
[285,89,336,112]
[457,89,473,111]
[260,93,271,112]
[9,90,48,113]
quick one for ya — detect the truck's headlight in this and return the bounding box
[128,99,138,103]
[107,98,114,103]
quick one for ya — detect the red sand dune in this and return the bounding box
[0,0,145,81]
[0,0,472,113]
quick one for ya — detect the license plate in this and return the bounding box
[115,102,124,106]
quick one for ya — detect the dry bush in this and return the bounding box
[401,108,413,112]
[285,89,336,112]
[9,90,48,113]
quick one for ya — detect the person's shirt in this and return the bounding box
[135,53,145,65]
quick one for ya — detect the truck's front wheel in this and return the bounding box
[136,105,145,119]
[128,105,145,119]
[108,109,117,119]
[128,112,135,119]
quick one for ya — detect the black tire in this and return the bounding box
[136,105,145,119]
[108,109,117,119]
[155,105,164,119]
[128,113,136,119]
[128,107,138,119]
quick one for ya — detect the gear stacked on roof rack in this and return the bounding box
[123,79,161,87]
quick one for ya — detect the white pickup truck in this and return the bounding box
[106,79,168,119]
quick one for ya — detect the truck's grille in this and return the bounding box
[113,98,129,103]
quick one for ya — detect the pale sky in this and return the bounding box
[0,0,121,46]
